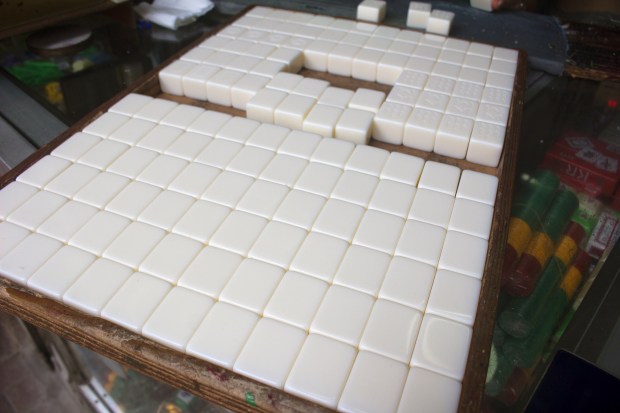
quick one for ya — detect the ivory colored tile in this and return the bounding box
[412,45,440,61]
[135,155,188,188]
[137,190,194,231]
[357,0,386,23]
[267,48,303,73]
[16,155,70,189]
[493,47,519,63]
[186,302,258,368]
[331,170,378,207]
[410,314,472,380]
[278,131,322,160]
[200,35,231,50]
[285,334,357,408]
[334,108,374,145]
[7,190,67,231]
[415,90,450,113]
[139,233,202,283]
[364,35,391,51]
[165,132,213,161]
[266,72,303,93]
[386,86,420,107]
[405,56,435,74]
[260,155,308,187]
[226,55,261,73]
[109,93,153,116]
[425,75,456,95]
[446,96,480,120]
[351,48,383,82]
[220,258,284,313]
[338,351,408,413]
[134,99,178,122]
[318,28,346,42]
[82,112,130,137]
[303,104,342,138]
[246,123,289,151]
[37,201,98,242]
[101,272,172,333]
[373,102,412,145]
[426,269,481,326]
[206,69,244,106]
[45,163,100,197]
[427,10,455,36]
[377,53,408,85]
[0,222,30,260]
[369,180,416,218]
[407,1,431,29]
[345,145,389,176]
[329,18,357,32]
[294,162,342,197]
[246,88,288,124]
[458,67,488,86]
[106,147,158,179]
[418,161,462,196]
[396,29,423,43]
[77,139,129,170]
[310,134,355,168]
[237,28,268,42]
[379,256,436,310]
[334,244,392,296]
[159,60,197,95]
[201,171,254,208]
[160,104,205,129]
[168,163,220,197]
[456,170,498,206]
[248,60,287,78]
[476,102,510,127]
[68,211,130,255]
[467,120,506,167]
[312,198,365,242]
[136,124,184,153]
[103,221,166,270]
[172,200,229,243]
[108,118,156,146]
[293,78,330,100]
[408,188,455,228]
[482,86,513,107]
[289,232,348,282]
[209,210,267,256]
[194,139,243,169]
[52,132,101,161]
[205,51,237,68]
[318,87,354,109]
[105,181,161,220]
[274,94,316,130]
[486,72,515,91]
[463,53,491,71]
[187,110,232,136]
[327,44,360,77]
[380,152,425,186]
[226,146,274,178]
[27,246,96,300]
[395,219,446,267]
[244,43,276,59]
[236,180,289,218]
[0,181,38,219]
[231,74,270,110]
[397,368,461,413]
[63,258,133,315]
[389,40,417,56]
[249,221,307,268]
[438,230,489,279]
[265,271,328,329]
[348,88,386,114]
[310,285,374,346]
[374,25,401,39]
[178,246,243,297]
[468,42,494,58]
[0,233,62,285]
[308,14,335,27]
[438,49,466,65]
[272,189,325,230]
[142,287,214,351]
[431,62,460,80]
[180,46,214,63]
[449,198,494,240]
[360,299,422,363]
[234,318,306,389]
[353,210,405,255]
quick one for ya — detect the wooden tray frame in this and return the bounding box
[0,7,526,413]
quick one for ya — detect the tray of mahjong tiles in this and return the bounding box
[0,5,525,413]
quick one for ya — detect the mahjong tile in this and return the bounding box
[236,179,289,219]
[52,132,101,161]
[333,244,392,296]
[45,163,100,197]
[139,233,203,283]
[0,181,39,219]
[187,110,232,136]
[368,180,416,218]
[106,147,158,179]
[397,367,462,413]
[378,256,437,310]
[226,146,275,178]
[16,155,70,188]
[0,222,30,260]
[168,163,220,197]
[135,155,188,188]
[0,233,63,285]
[172,200,230,243]
[395,219,446,267]
[136,125,183,153]
[417,161,461,196]
[37,201,98,242]
[178,246,243,298]
[248,221,307,268]
[289,232,348,282]
[68,211,131,255]
[105,181,161,219]
[438,230,488,279]
[331,170,378,207]
[74,172,130,208]
[209,210,267,256]
[312,198,365,242]
[273,190,325,230]
[426,269,481,325]
[102,221,166,270]
[408,188,455,228]
[7,190,67,231]
[137,190,195,231]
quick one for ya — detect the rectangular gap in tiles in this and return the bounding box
[299,68,392,95]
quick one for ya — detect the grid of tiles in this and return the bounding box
[158,5,517,167]
[0,93,500,413]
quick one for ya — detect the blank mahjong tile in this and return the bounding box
[438,230,489,279]
[278,131,322,160]
[246,123,290,151]
[226,146,275,178]
[194,139,243,169]
[139,233,203,283]
[216,117,261,144]
[379,256,437,310]
[289,232,348,282]
[310,285,374,346]
[233,318,306,388]
[338,351,408,413]
[0,233,62,285]
[397,367,462,413]
[410,314,472,380]
[352,210,405,255]
[446,96,480,119]
[109,93,153,116]
[310,138,355,168]
[37,201,98,242]
[266,72,303,93]
[136,125,184,153]
[209,210,267,256]
[285,334,357,408]
[335,108,375,145]
[456,170,498,206]
[159,60,196,95]
[328,43,360,77]
[187,111,232,136]
[273,190,325,230]
[74,172,130,208]
[201,171,254,208]
[274,94,317,131]
[138,190,194,231]
[27,246,96,300]
[331,170,378,208]
[248,221,307,268]
[259,155,308,188]
[63,258,133,316]
[135,155,188,188]
[264,271,328,329]
[164,132,213,161]
[0,222,30,260]
[160,104,205,129]
[7,190,67,231]
[368,180,416,218]
[168,163,220,197]
[449,197,494,240]
[52,132,101,161]
[134,98,178,122]
[312,198,365,242]
[334,244,391,296]
[417,161,461,196]
[405,57,435,75]
[318,87,354,109]
[0,181,38,219]
[426,269,481,326]
[345,145,390,177]
[103,221,166,270]
[206,69,245,106]
[351,48,383,82]
[45,163,100,197]
[68,211,130,255]
[105,181,161,219]
[348,89,386,114]
[77,140,129,170]
[172,200,230,243]
[108,118,156,147]
[101,272,172,333]
[303,104,343,138]
[294,162,342,197]
[220,258,284,313]
[82,112,129,137]
[178,246,243,298]
[236,180,289,219]
[186,302,259,368]
[408,188,455,228]
[16,155,70,188]
[395,219,446,267]
[359,299,422,363]
[267,48,303,72]
[142,287,214,351]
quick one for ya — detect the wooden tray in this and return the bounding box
[0,7,526,413]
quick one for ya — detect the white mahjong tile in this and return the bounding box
[37,201,98,242]
[415,90,450,113]
[395,70,428,90]
[106,147,158,179]
[0,233,62,285]
[209,210,267,256]
[201,171,254,208]
[231,74,270,110]
[68,211,131,255]
[353,210,405,255]
[318,87,355,109]
[246,88,288,124]
[139,233,203,283]
[0,222,30,260]
[438,49,465,65]
[164,132,213,160]
[481,86,512,107]
[331,170,378,207]
[137,190,194,231]
[74,172,130,208]
[136,124,183,153]
[438,230,489,279]
[45,163,100,197]
[216,116,261,144]
[267,48,303,73]
[389,40,417,56]
[278,130,322,160]
[194,139,243,169]
[7,190,66,231]
[236,179,289,219]
[135,155,188,188]
[425,75,456,95]
[134,98,178,122]
[159,60,197,95]
[246,123,289,151]
[292,78,330,100]
[453,80,485,101]
[458,67,488,85]
[456,170,498,206]
[406,1,431,30]
[345,145,389,176]
[102,221,166,270]
[444,38,470,52]
[248,221,307,268]
[312,198,365,242]
[446,96,480,119]
[341,32,370,48]
[223,38,253,55]
[379,152,425,186]
[294,162,342,197]
[187,110,232,136]
[105,181,161,219]
[493,47,519,63]
[303,104,343,138]
[396,29,422,43]
[168,163,220,198]
[172,200,230,243]
[16,155,70,188]
[289,232,349,283]
[426,269,481,326]
[82,112,129,137]
[274,94,317,130]
[109,93,153,116]
[108,118,157,145]
[417,160,461,196]
[328,43,360,77]
[206,70,244,106]
[476,102,510,127]
[310,134,355,168]
[408,188,455,228]
[0,181,38,219]
[468,42,494,58]
[467,121,506,167]
[379,256,436,310]
[249,60,287,78]
[386,85,421,107]
[259,154,308,188]
[485,72,515,91]
[368,180,416,218]
[412,45,440,61]
[405,57,435,74]
[180,46,214,63]
[377,53,408,85]
[177,246,243,298]
[273,189,325,230]
[364,36,391,51]
[449,197,494,240]
[335,108,375,145]
[160,104,205,129]
[373,101,413,145]
[52,132,101,161]
[395,219,446,267]
[333,244,391,296]
[226,146,274,178]
[200,35,231,51]
[266,72,303,93]
[397,367,462,413]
